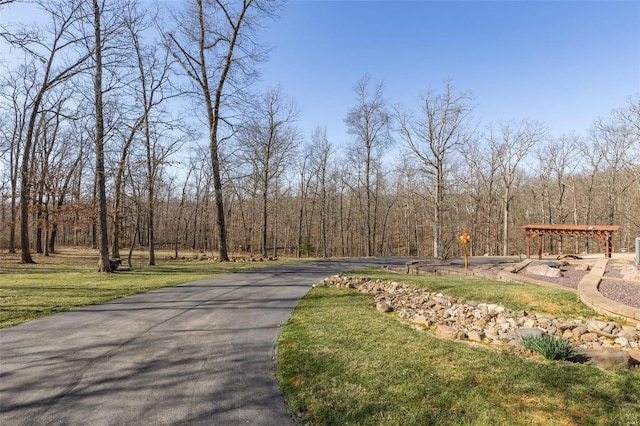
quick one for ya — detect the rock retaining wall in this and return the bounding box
[317,275,640,368]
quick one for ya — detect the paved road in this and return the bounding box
[0,258,409,425]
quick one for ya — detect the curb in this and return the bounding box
[577,258,640,325]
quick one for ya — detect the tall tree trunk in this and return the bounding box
[18,92,44,263]
[272,180,278,259]
[43,202,49,256]
[48,151,80,254]
[145,124,155,265]
[148,184,155,265]
[111,131,138,259]
[8,120,21,254]
[502,187,510,257]
[94,0,112,272]
[262,178,268,258]
[320,171,327,258]
[35,195,43,254]
[365,150,372,256]
[9,186,17,253]
[297,169,306,258]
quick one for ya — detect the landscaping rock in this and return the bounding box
[620,326,638,339]
[572,327,587,338]
[570,348,638,370]
[614,337,629,348]
[621,265,640,281]
[319,275,640,369]
[527,264,563,278]
[434,295,451,306]
[467,330,484,342]
[517,328,545,338]
[435,325,459,340]
[580,333,599,342]
[411,316,430,327]
[376,302,392,313]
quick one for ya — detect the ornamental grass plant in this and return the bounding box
[520,334,576,361]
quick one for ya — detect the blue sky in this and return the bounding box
[2,0,638,149]
[258,0,640,145]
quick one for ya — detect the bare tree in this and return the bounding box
[0,64,37,254]
[0,2,41,46]
[72,0,139,271]
[237,87,299,258]
[47,123,85,254]
[345,74,392,257]
[90,0,112,271]
[540,136,581,252]
[492,120,545,255]
[123,4,175,265]
[575,135,604,252]
[31,96,67,255]
[5,0,92,263]
[309,126,332,257]
[462,134,500,255]
[165,0,278,261]
[294,147,314,257]
[396,80,473,259]
[616,95,640,197]
[619,94,640,137]
[173,166,193,259]
[591,114,636,226]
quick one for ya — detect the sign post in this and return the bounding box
[459,229,470,270]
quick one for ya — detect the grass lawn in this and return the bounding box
[276,272,640,425]
[0,247,302,328]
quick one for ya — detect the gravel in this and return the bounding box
[599,279,640,309]
[521,260,640,309]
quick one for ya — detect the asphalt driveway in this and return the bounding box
[0,258,408,425]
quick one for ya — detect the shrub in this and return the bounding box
[299,240,315,256]
[520,334,575,361]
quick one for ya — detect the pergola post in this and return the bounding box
[538,235,542,260]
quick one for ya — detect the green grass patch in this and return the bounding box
[0,248,302,328]
[277,286,640,425]
[345,268,598,319]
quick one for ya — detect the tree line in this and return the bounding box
[1,0,639,270]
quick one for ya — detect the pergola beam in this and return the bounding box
[522,224,619,259]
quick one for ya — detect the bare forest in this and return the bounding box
[1,0,639,269]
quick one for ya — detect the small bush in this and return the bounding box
[520,334,575,361]
[299,240,315,256]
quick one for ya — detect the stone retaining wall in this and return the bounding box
[317,275,640,368]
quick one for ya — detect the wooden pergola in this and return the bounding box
[522,224,619,259]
